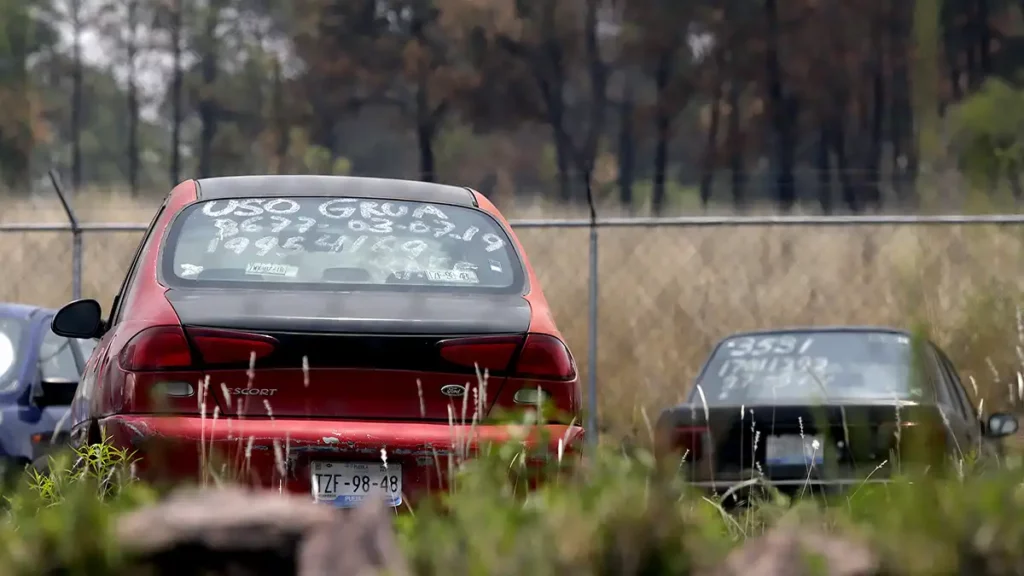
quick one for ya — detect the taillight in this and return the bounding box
[187,327,277,365]
[440,333,579,422]
[438,333,576,380]
[516,334,575,380]
[657,426,707,462]
[886,421,949,463]
[438,336,520,371]
[119,326,192,371]
[119,326,279,372]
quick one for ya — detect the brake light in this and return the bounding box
[119,326,192,371]
[438,334,576,380]
[186,328,277,365]
[886,421,949,462]
[657,426,707,462]
[438,336,520,371]
[516,334,575,380]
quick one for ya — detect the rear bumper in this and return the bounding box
[100,415,584,505]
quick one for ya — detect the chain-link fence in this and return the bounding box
[4,205,1024,441]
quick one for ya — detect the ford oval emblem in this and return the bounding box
[440,384,467,397]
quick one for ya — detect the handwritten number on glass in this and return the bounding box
[726,336,809,357]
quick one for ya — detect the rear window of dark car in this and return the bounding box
[693,331,931,405]
[161,197,524,293]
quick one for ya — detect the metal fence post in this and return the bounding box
[586,215,598,446]
[49,170,81,300]
[584,172,598,448]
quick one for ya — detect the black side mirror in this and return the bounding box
[33,377,78,408]
[51,299,104,339]
[986,412,1020,438]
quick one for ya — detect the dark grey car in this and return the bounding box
[654,327,1019,500]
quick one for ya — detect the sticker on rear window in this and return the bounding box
[179,264,204,277]
[245,262,298,277]
[425,270,479,284]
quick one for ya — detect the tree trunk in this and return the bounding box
[978,0,991,77]
[126,0,139,195]
[545,90,572,201]
[816,125,833,214]
[272,60,289,174]
[198,2,224,178]
[891,2,915,207]
[940,0,962,106]
[581,0,608,202]
[618,75,635,210]
[71,0,83,189]
[651,49,672,215]
[170,0,183,185]
[964,0,979,90]
[764,0,796,210]
[865,20,886,210]
[834,119,858,212]
[728,78,745,209]
[699,80,723,208]
[414,77,436,183]
[417,122,435,183]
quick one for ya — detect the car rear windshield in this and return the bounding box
[162,197,523,293]
[694,331,929,405]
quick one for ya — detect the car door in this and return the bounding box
[68,202,167,447]
[930,344,983,459]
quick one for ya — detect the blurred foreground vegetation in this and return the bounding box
[1,428,1024,575]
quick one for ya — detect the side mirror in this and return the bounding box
[32,377,78,408]
[986,412,1020,438]
[51,299,104,339]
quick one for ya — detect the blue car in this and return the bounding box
[0,303,94,480]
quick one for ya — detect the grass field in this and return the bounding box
[3,190,1024,441]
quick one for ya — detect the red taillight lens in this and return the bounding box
[438,334,576,380]
[515,334,575,380]
[657,426,707,462]
[119,326,193,371]
[438,336,521,372]
[186,327,277,365]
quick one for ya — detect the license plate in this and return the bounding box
[765,435,824,466]
[425,269,478,284]
[311,461,403,508]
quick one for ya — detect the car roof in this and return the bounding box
[0,302,53,320]
[720,325,913,340]
[193,175,479,207]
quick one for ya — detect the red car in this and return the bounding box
[50,175,584,508]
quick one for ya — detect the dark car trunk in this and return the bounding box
[656,402,951,487]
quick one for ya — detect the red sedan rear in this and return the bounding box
[51,175,584,508]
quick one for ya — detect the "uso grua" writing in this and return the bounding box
[199,198,507,257]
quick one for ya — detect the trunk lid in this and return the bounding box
[164,289,532,420]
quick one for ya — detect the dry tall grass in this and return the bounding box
[4,190,1024,439]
